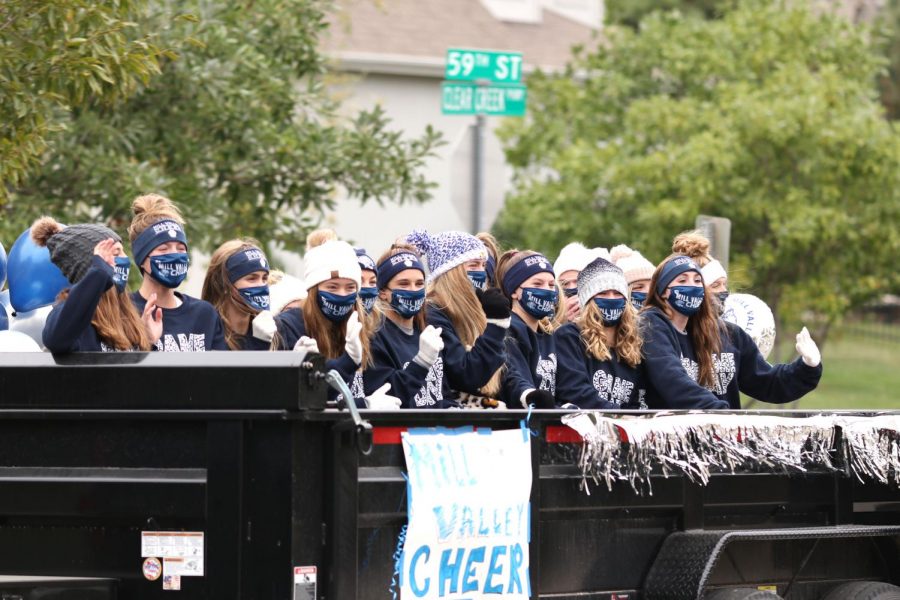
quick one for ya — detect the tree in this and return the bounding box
[2,0,442,253]
[0,0,166,200]
[494,1,900,336]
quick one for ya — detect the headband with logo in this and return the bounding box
[376,252,425,289]
[501,253,554,297]
[226,247,270,283]
[132,220,189,266]
[655,255,701,295]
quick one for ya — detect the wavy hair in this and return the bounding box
[578,300,642,367]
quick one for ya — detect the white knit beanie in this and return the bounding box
[553,242,593,276]
[577,258,629,308]
[701,259,727,285]
[610,244,655,285]
[303,240,361,290]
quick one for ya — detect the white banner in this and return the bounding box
[400,427,532,599]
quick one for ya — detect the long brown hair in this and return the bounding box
[494,249,556,335]
[645,253,722,388]
[58,288,151,351]
[578,300,642,367]
[303,285,371,367]
[427,264,503,397]
[201,238,270,350]
[375,243,427,331]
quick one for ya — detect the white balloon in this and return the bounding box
[9,304,53,349]
[722,293,777,360]
[0,330,42,352]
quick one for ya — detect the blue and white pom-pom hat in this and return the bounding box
[404,229,487,283]
[577,257,629,308]
[303,240,361,290]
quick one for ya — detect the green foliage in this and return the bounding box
[494,1,900,328]
[605,0,729,28]
[2,0,443,253]
[0,0,166,199]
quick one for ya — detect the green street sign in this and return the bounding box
[445,48,523,84]
[441,82,527,116]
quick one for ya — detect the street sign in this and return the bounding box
[441,82,527,116]
[445,48,523,84]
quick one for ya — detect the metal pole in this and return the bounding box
[472,113,485,233]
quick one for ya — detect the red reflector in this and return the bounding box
[545,425,583,444]
[373,427,407,445]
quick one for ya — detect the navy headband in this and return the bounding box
[376,252,425,289]
[355,248,377,274]
[133,220,189,266]
[501,253,554,297]
[655,255,701,295]
[225,247,269,283]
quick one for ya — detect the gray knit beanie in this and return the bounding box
[31,217,122,285]
[577,257,629,308]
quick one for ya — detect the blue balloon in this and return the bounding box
[7,227,70,313]
[0,241,7,289]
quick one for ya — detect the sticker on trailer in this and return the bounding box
[162,574,181,591]
[293,566,316,600]
[141,531,204,575]
[142,557,162,581]
[164,557,203,577]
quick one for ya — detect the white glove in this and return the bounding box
[413,325,443,368]
[251,310,278,342]
[292,336,320,361]
[365,383,402,410]
[344,311,363,366]
[795,326,821,367]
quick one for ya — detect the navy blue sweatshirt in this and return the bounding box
[554,322,647,409]
[641,307,822,409]
[364,316,458,409]
[276,308,364,400]
[131,291,227,352]
[501,313,557,408]
[426,305,507,399]
[43,256,124,352]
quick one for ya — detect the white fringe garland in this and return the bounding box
[561,412,900,496]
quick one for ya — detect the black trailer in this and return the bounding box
[0,353,898,599]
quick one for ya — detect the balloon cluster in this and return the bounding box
[0,227,71,351]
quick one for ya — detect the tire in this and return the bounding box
[704,588,783,600]
[821,581,900,600]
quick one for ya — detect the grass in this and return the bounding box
[744,325,900,410]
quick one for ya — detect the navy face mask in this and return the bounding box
[520,288,558,319]
[317,290,357,322]
[239,285,270,311]
[715,291,729,315]
[113,256,131,293]
[562,287,578,298]
[593,297,627,326]
[467,270,487,291]
[148,252,189,288]
[390,288,426,318]
[359,287,378,314]
[668,285,705,316]
[630,291,647,310]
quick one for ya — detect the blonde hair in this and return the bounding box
[303,285,371,367]
[306,228,338,250]
[672,230,713,268]
[427,265,503,397]
[201,238,275,351]
[578,300,642,367]
[494,249,556,335]
[128,194,184,242]
[58,288,151,351]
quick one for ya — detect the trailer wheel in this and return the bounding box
[704,588,783,600]
[821,582,900,600]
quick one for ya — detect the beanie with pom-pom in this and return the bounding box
[610,244,655,285]
[30,216,121,285]
[405,229,486,282]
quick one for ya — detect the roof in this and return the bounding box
[324,0,599,76]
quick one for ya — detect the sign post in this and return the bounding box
[441,48,527,233]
